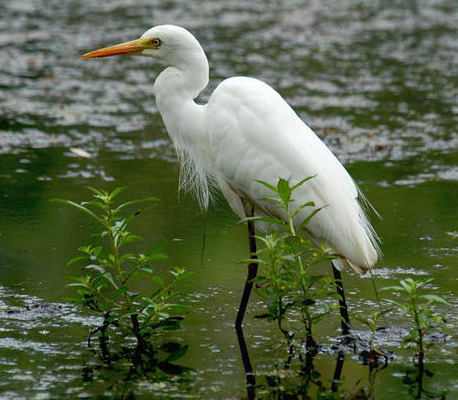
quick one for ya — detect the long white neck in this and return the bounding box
[153,52,214,211]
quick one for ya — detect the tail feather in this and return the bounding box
[333,257,368,275]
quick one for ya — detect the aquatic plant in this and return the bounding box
[243,178,339,350]
[381,278,449,359]
[53,187,192,371]
[355,308,391,362]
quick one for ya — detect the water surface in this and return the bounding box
[1,0,458,398]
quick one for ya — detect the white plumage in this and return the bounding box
[207,77,379,272]
[82,24,380,275]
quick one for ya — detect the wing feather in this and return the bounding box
[207,77,379,271]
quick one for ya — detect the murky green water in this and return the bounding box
[1,0,458,398]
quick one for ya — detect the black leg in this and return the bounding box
[332,261,351,335]
[235,217,258,328]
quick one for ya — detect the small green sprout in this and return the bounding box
[355,308,391,358]
[381,277,449,359]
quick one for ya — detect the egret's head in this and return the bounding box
[82,24,204,67]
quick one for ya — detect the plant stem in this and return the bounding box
[413,305,424,357]
[285,202,316,343]
[410,287,424,357]
[285,203,307,292]
[105,201,132,310]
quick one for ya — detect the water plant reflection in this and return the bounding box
[236,326,375,400]
[402,355,448,400]
[81,338,192,399]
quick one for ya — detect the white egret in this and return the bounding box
[82,24,380,332]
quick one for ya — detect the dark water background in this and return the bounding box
[1,0,458,398]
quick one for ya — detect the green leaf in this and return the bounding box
[170,267,186,277]
[68,275,91,284]
[118,253,136,264]
[353,316,373,328]
[114,286,129,298]
[280,255,296,262]
[257,196,282,203]
[84,264,105,273]
[114,197,160,214]
[86,186,106,197]
[384,299,402,308]
[139,266,154,274]
[175,271,196,280]
[81,200,106,210]
[420,294,448,304]
[150,276,164,286]
[102,272,118,290]
[255,180,278,194]
[66,256,88,267]
[50,199,101,222]
[379,285,404,292]
[95,248,111,261]
[292,201,315,217]
[400,279,414,293]
[66,282,90,289]
[290,175,316,191]
[108,187,126,201]
[375,308,393,318]
[277,180,292,204]
[298,207,324,230]
[239,216,279,225]
[124,234,143,243]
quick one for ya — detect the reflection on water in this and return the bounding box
[1,0,458,398]
[0,283,455,398]
[402,356,448,400]
[81,336,193,399]
[236,325,384,400]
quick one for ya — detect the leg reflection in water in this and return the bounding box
[234,329,381,399]
[236,326,256,400]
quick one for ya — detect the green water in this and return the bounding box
[1,0,458,398]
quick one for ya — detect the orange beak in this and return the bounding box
[81,39,143,59]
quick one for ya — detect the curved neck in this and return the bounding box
[153,59,212,211]
[153,47,210,149]
[154,46,209,102]
[153,46,209,139]
[153,66,208,144]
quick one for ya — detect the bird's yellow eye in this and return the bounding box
[150,38,162,47]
